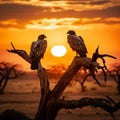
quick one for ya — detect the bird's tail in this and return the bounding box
[31,58,39,70]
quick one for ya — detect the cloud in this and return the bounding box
[0,3,51,20]
[25,18,80,30]
[0,2,120,29]
[78,6,120,18]
[66,0,110,5]
[25,17,120,30]
[89,0,110,5]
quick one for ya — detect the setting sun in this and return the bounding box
[51,45,67,57]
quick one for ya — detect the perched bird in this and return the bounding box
[67,30,87,57]
[30,34,47,70]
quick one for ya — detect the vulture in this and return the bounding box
[30,34,47,70]
[67,30,88,57]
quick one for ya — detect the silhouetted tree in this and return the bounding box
[0,109,31,120]
[2,42,119,120]
[46,64,66,79]
[0,62,18,94]
[108,64,120,94]
[69,67,88,92]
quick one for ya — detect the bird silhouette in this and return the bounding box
[30,34,47,70]
[67,30,87,57]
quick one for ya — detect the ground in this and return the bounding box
[0,76,120,120]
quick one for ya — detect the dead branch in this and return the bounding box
[7,42,31,63]
[106,96,117,105]
[82,46,117,85]
[58,97,120,119]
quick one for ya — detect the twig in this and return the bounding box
[106,96,117,105]
[11,42,16,50]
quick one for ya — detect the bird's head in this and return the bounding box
[38,34,47,40]
[67,30,76,35]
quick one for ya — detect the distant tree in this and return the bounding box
[69,67,88,92]
[108,64,120,94]
[3,42,119,120]
[46,64,66,79]
[0,62,18,94]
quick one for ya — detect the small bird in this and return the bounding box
[30,34,47,70]
[67,30,87,57]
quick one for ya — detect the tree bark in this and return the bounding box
[35,63,50,120]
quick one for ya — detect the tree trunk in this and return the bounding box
[0,78,9,94]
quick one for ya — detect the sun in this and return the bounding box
[51,45,67,57]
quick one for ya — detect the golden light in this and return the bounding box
[51,45,67,57]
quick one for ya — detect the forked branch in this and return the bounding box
[7,42,31,63]
[82,46,117,85]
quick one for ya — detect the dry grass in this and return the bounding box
[0,78,120,120]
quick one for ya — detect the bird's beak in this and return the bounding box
[45,35,47,38]
[66,31,69,34]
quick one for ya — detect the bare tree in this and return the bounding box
[70,46,116,92]
[0,62,18,94]
[108,64,120,94]
[2,42,120,120]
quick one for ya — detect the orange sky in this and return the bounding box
[0,0,120,70]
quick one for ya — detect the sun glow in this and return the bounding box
[51,45,67,57]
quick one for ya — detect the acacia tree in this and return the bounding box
[1,42,120,120]
[0,62,18,94]
[108,64,120,94]
[46,64,66,79]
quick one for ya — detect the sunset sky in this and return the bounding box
[0,0,120,70]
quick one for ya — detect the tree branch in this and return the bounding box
[59,97,120,118]
[51,56,100,98]
[7,42,31,63]
[7,42,50,93]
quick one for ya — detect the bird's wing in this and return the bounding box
[30,41,36,58]
[30,40,47,70]
[78,36,88,53]
[35,40,47,58]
